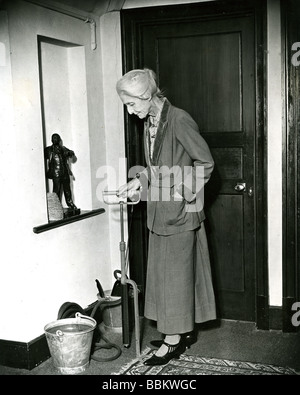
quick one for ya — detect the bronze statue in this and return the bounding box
[44,133,78,212]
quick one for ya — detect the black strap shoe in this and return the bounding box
[150,331,197,349]
[144,339,186,366]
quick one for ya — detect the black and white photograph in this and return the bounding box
[0,0,299,378]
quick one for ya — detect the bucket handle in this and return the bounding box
[53,313,95,340]
[75,312,96,326]
[55,330,64,342]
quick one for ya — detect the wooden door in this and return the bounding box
[122,1,267,323]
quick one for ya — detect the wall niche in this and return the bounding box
[34,36,102,232]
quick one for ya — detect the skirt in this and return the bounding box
[144,223,216,334]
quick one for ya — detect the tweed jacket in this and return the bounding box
[141,99,214,236]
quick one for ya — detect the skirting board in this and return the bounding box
[269,306,282,331]
[0,302,100,370]
[268,304,299,332]
[0,334,50,371]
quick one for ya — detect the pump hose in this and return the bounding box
[91,334,122,362]
[90,298,123,362]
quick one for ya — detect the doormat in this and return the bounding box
[114,347,299,376]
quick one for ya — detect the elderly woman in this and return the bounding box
[117,68,216,366]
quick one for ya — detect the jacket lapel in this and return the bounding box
[151,99,170,166]
[143,99,171,166]
[144,120,151,167]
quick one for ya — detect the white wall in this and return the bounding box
[267,0,282,306]
[98,12,129,278]
[0,0,114,342]
[0,11,19,329]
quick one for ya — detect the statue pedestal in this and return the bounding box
[64,208,81,218]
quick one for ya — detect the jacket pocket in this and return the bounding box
[162,185,186,226]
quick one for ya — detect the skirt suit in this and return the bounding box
[141,99,216,334]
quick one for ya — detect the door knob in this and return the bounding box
[234,182,246,192]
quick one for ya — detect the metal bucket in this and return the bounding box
[44,312,96,375]
[101,296,122,332]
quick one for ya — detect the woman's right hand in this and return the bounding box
[117,177,141,201]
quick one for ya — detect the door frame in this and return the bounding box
[281,0,300,333]
[121,0,269,329]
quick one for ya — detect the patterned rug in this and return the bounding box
[115,347,299,376]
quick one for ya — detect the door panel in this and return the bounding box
[210,195,244,292]
[210,148,243,179]
[122,1,265,323]
[154,30,243,132]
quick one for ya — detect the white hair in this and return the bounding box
[116,68,164,100]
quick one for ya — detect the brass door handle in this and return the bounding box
[234,182,246,192]
[234,183,254,197]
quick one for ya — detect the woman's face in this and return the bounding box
[119,93,152,119]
